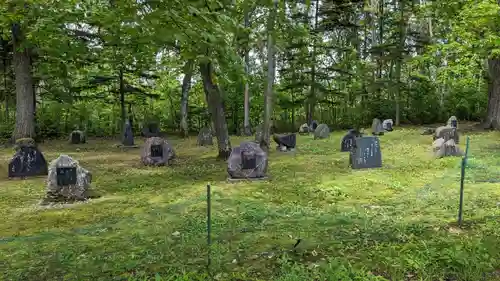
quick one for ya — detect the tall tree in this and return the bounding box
[260,0,279,151]
[180,59,194,137]
[11,23,35,140]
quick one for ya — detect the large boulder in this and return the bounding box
[141,137,175,166]
[447,116,458,128]
[228,141,268,179]
[371,118,384,135]
[69,130,86,144]
[8,138,48,178]
[382,119,393,132]
[434,138,464,158]
[434,126,459,144]
[313,123,330,139]
[298,123,309,135]
[197,127,213,146]
[42,154,95,204]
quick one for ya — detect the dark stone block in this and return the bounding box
[56,167,77,186]
[151,144,163,158]
[122,121,135,146]
[8,146,48,178]
[350,136,382,169]
[273,134,296,150]
[241,151,257,169]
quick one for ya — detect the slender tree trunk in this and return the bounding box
[307,0,320,126]
[199,60,232,159]
[243,8,252,136]
[484,58,500,129]
[2,38,9,120]
[261,0,278,151]
[180,59,194,137]
[119,68,126,127]
[377,0,384,83]
[11,23,35,140]
[393,0,406,126]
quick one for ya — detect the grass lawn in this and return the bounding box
[0,127,499,281]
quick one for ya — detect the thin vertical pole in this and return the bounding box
[206,184,212,274]
[458,137,470,226]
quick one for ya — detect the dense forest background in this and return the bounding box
[1,0,499,153]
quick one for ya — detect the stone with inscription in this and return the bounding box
[69,130,86,144]
[447,116,458,128]
[341,129,362,152]
[8,138,48,178]
[197,127,213,146]
[141,136,175,166]
[228,141,268,180]
[371,118,384,135]
[349,136,382,169]
[41,154,95,204]
[298,123,310,135]
[313,123,330,139]
[273,133,296,152]
[434,126,459,144]
[433,138,463,158]
[382,119,393,132]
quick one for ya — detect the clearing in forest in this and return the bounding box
[0,128,499,281]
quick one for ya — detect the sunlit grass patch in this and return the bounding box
[0,129,499,280]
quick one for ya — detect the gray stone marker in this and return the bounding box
[349,136,382,169]
[313,123,330,139]
[298,123,310,135]
[382,119,393,132]
[141,137,175,166]
[434,126,459,144]
[70,130,86,144]
[197,127,213,146]
[371,118,384,135]
[227,141,268,181]
[41,154,95,204]
[433,138,464,158]
[447,116,458,128]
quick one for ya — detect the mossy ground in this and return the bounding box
[0,127,499,281]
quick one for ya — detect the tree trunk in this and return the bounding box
[484,58,500,129]
[180,59,194,137]
[261,0,278,151]
[11,23,35,140]
[243,8,252,136]
[393,0,406,126]
[307,0,320,126]
[199,60,232,159]
[2,38,9,120]
[119,68,126,127]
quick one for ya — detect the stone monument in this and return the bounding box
[227,141,268,180]
[371,118,384,135]
[41,154,96,204]
[313,123,330,139]
[8,138,48,178]
[273,133,296,152]
[141,137,175,166]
